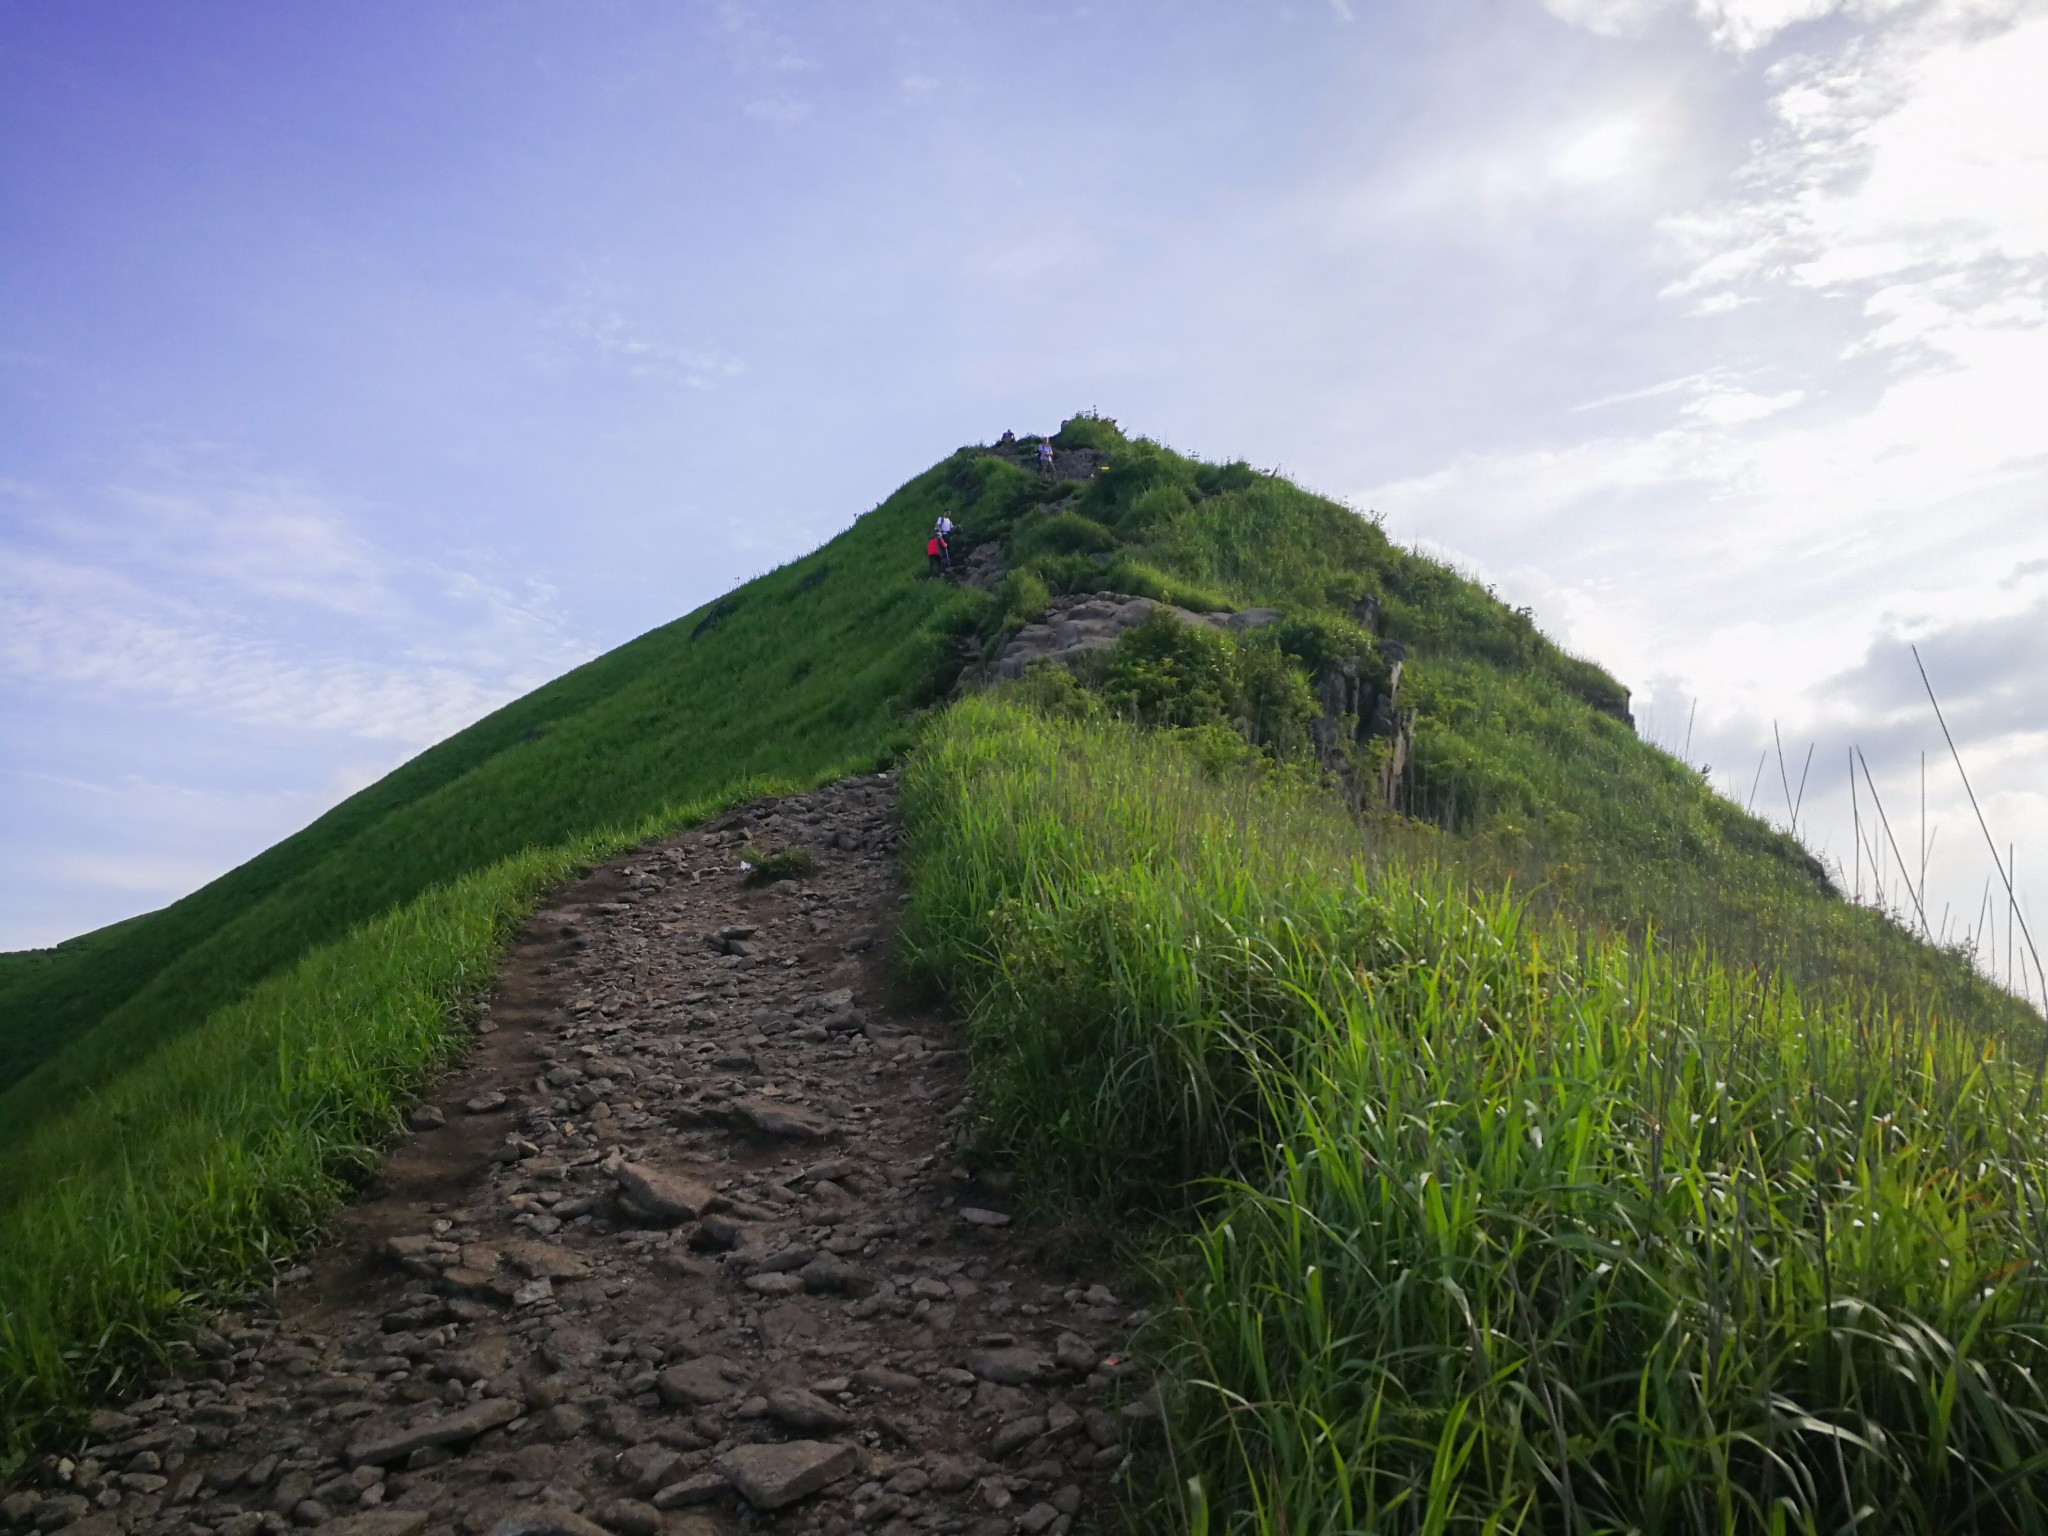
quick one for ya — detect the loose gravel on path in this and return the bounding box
[4,773,1149,1536]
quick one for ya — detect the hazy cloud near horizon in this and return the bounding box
[2,0,2043,983]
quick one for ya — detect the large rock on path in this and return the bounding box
[613,1161,721,1224]
[656,1355,746,1406]
[348,1395,521,1465]
[968,1345,1052,1385]
[726,1097,832,1140]
[715,1438,860,1510]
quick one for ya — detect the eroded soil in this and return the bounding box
[4,774,1147,1536]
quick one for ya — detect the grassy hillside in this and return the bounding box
[935,420,2013,1031]
[903,698,2048,1533]
[4,413,2031,1510]
[0,461,980,1151]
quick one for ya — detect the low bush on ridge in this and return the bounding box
[902,695,2048,1534]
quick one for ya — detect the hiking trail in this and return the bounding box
[4,774,1145,1536]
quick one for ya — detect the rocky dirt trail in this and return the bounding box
[4,774,1151,1536]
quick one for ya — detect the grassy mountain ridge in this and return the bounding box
[902,699,2048,1532]
[3,414,2027,1494]
[0,464,972,1141]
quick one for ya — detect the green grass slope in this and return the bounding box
[0,462,978,1151]
[4,413,2028,1489]
[904,699,2048,1533]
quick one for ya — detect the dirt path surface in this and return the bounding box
[5,774,1147,1536]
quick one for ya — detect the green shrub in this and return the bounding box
[1192,458,1260,496]
[1228,635,1319,758]
[997,568,1051,630]
[1091,610,1238,729]
[1051,411,1128,453]
[1004,660,1103,722]
[1098,557,1233,613]
[1021,551,1101,596]
[742,845,816,885]
[1119,483,1195,533]
[1015,511,1119,560]
[1274,612,1391,709]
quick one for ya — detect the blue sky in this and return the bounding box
[4,0,2045,994]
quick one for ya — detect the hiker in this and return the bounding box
[998,429,1016,446]
[934,513,955,541]
[926,530,950,577]
[1036,439,1055,476]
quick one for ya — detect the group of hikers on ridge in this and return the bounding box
[926,431,1058,576]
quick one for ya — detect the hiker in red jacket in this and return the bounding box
[927,531,950,577]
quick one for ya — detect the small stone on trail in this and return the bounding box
[540,1402,591,1441]
[348,1395,522,1465]
[958,1206,1011,1227]
[407,1104,447,1131]
[612,1161,721,1224]
[993,1414,1048,1457]
[656,1356,745,1406]
[727,1097,832,1140]
[501,1238,591,1280]
[1054,1332,1098,1372]
[715,1439,860,1510]
[617,1443,684,1496]
[765,1386,854,1433]
[321,1514,430,1536]
[466,1091,509,1114]
[486,1508,612,1536]
[651,1471,731,1509]
[592,1498,665,1535]
[854,1364,921,1393]
[968,1346,1052,1385]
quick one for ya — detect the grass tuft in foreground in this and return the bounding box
[903,695,2048,1533]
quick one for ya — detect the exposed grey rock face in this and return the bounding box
[990,593,1277,681]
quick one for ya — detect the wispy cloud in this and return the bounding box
[0,463,591,747]
[1367,1,2048,967]
[541,285,746,389]
[1546,0,1903,51]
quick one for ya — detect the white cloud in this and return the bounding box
[1373,1,2048,987]
[1546,0,1918,50]
[542,288,746,388]
[1682,381,1807,423]
[0,466,590,746]
[1550,115,1653,182]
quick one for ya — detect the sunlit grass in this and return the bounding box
[0,778,797,1468]
[903,697,2048,1533]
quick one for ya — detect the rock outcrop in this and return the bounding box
[988,593,1278,682]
